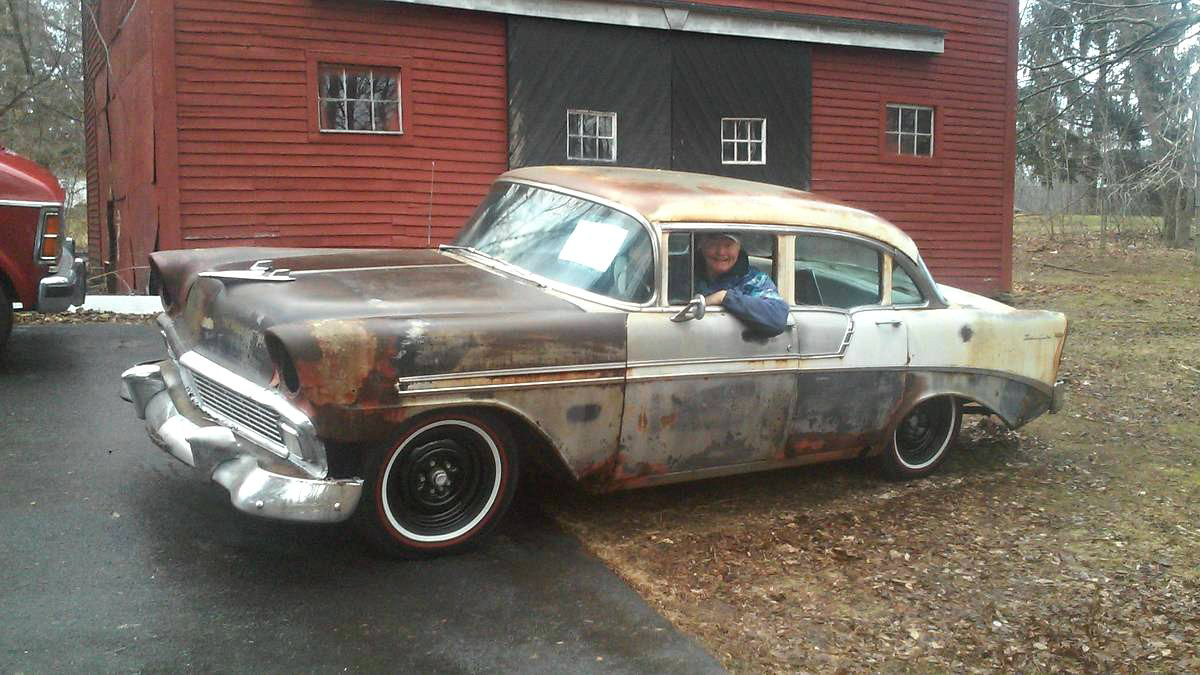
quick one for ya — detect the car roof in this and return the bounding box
[501,166,921,260]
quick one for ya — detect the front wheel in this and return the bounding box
[879,396,961,480]
[357,411,519,558]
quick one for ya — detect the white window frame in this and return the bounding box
[566,110,617,162]
[721,117,767,165]
[885,104,934,157]
[318,64,403,135]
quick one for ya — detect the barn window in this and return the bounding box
[567,110,617,162]
[885,104,934,156]
[721,118,766,165]
[318,64,402,133]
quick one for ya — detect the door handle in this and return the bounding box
[875,320,902,327]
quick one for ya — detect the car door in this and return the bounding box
[618,230,795,480]
[787,233,909,459]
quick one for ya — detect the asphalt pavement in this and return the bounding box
[0,322,723,673]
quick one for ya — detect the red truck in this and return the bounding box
[0,146,86,352]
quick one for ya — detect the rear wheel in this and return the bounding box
[357,410,518,558]
[0,283,12,354]
[879,396,961,480]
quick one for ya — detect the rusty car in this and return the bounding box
[1,147,86,352]
[121,167,1067,557]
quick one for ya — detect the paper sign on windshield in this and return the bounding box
[557,220,629,272]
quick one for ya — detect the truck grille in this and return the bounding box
[189,369,286,448]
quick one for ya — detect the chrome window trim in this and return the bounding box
[449,178,660,311]
[177,350,328,477]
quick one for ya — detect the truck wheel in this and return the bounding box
[356,410,519,558]
[0,284,12,353]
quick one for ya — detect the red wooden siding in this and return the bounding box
[172,0,507,249]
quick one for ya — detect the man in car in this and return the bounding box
[696,232,788,336]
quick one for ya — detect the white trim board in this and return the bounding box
[378,0,945,53]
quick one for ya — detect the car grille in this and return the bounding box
[188,369,286,448]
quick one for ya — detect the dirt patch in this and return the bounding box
[547,225,1200,672]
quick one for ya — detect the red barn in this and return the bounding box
[84,0,1016,295]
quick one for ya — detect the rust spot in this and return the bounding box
[960,325,974,342]
[637,411,648,432]
[659,412,677,428]
[577,450,670,493]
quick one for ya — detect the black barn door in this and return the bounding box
[670,32,811,188]
[508,18,811,188]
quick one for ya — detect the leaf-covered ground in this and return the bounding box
[548,224,1200,672]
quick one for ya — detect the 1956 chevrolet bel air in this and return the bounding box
[121,167,1066,557]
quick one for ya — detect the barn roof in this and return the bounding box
[502,166,921,261]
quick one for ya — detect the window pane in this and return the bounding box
[749,142,762,163]
[320,100,346,129]
[892,264,924,304]
[597,138,612,160]
[667,232,693,305]
[917,108,933,134]
[722,141,734,162]
[568,136,582,159]
[722,119,734,140]
[598,115,612,137]
[347,100,372,130]
[346,68,372,98]
[582,114,596,135]
[794,235,881,308]
[583,137,597,158]
[373,74,398,101]
[915,135,932,156]
[736,142,747,162]
[750,120,762,140]
[319,67,344,98]
[901,107,915,133]
[374,101,400,132]
[886,106,899,133]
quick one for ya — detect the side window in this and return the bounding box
[666,231,778,305]
[891,262,925,305]
[794,235,881,309]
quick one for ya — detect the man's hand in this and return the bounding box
[704,290,727,306]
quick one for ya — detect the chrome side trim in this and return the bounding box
[395,361,627,385]
[0,198,59,209]
[396,376,625,397]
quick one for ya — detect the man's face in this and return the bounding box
[700,234,740,278]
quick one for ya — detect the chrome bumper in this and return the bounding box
[37,237,86,313]
[121,362,362,523]
[1050,380,1066,414]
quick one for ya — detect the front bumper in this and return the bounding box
[37,237,86,313]
[121,361,362,523]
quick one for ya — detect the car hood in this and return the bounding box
[154,247,627,416]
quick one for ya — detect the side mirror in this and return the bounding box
[670,294,706,323]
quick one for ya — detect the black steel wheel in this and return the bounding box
[358,411,518,558]
[880,396,961,480]
[0,283,12,354]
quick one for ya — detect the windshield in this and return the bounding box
[454,182,654,303]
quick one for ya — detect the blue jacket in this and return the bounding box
[696,252,789,336]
